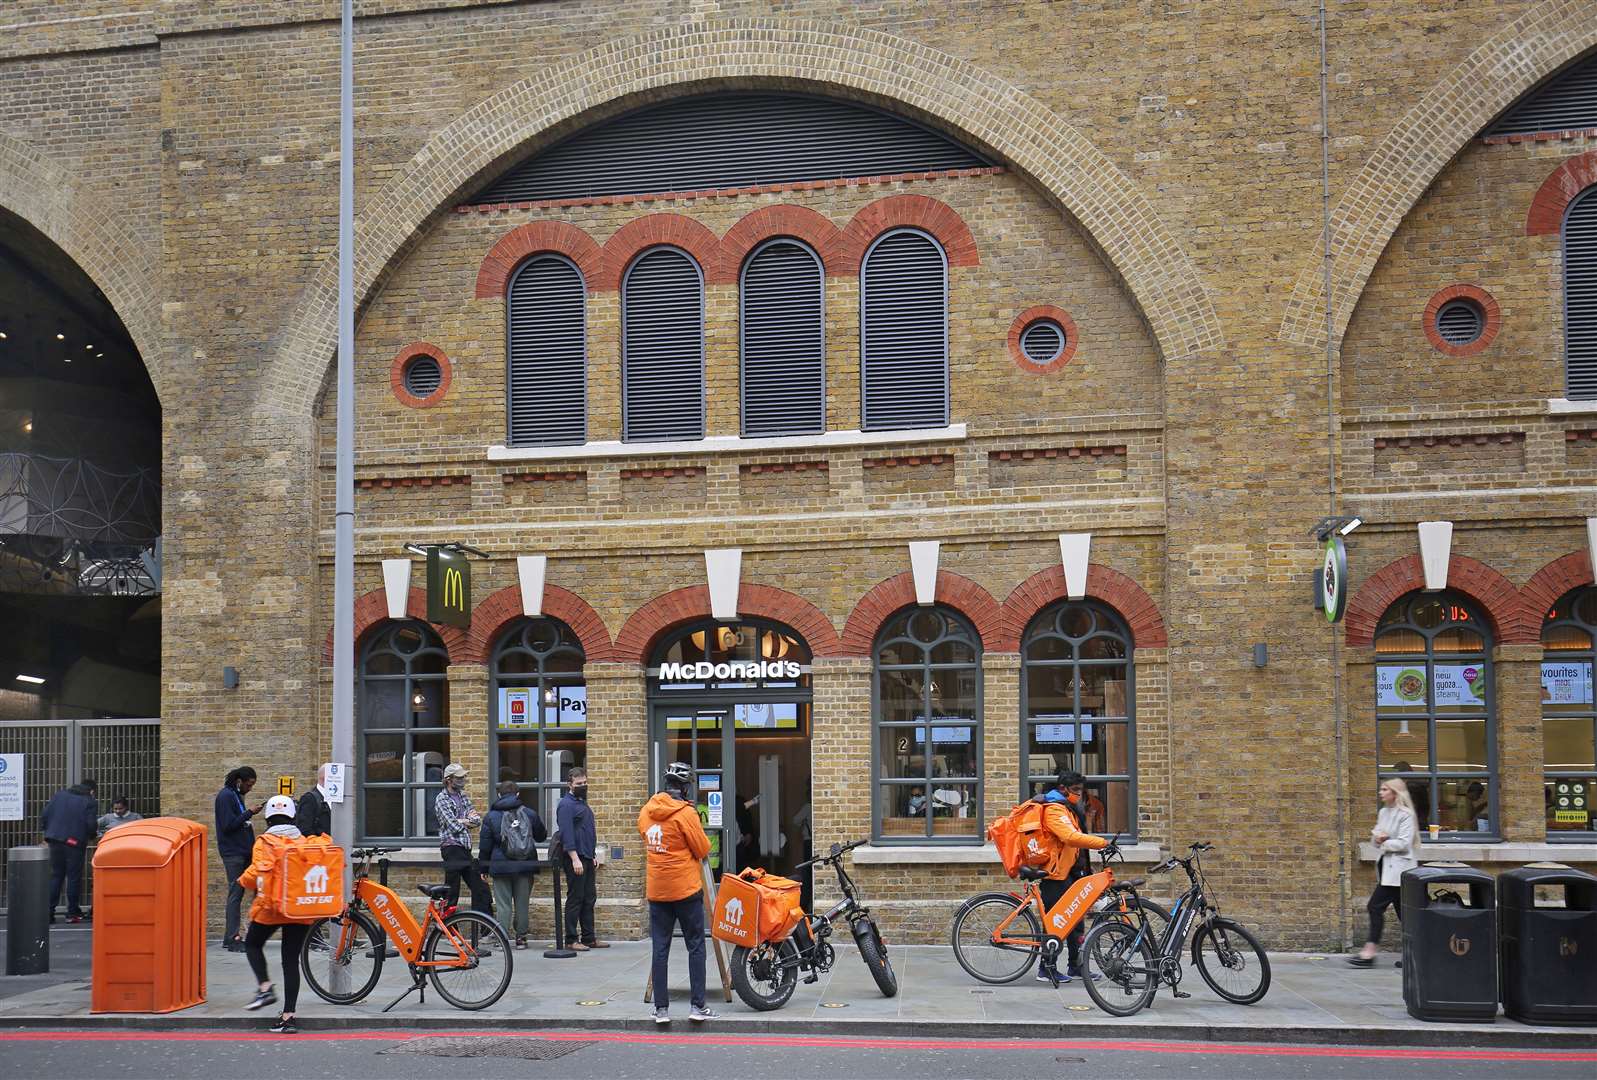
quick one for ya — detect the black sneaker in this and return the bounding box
[246,986,277,1011]
[269,1014,298,1034]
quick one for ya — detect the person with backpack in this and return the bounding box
[237,794,310,1034]
[1037,769,1114,985]
[41,778,98,923]
[480,780,548,950]
[637,761,716,1024]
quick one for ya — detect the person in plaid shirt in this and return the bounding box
[434,763,491,917]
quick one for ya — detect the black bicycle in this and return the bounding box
[1079,842,1270,1016]
[729,839,898,1011]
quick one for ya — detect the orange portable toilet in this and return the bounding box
[91,817,208,1013]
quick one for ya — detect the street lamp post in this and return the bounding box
[331,0,357,868]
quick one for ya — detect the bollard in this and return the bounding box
[6,846,51,976]
[543,840,575,960]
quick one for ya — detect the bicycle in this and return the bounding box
[729,839,898,1010]
[300,846,513,1011]
[950,842,1172,984]
[1079,841,1270,1016]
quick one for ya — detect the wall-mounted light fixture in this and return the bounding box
[222,666,239,690]
[1252,643,1269,668]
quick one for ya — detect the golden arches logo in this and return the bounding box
[441,566,465,610]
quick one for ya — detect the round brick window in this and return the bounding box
[402,354,443,397]
[389,342,452,408]
[1008,305,1079,373]
[1434,299,1484,347]
[1422,285,1499,357]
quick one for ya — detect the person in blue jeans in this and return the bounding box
[41,778,98,922]
[637,762,716,1024]
[214,766,262,951]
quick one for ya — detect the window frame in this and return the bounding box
[1373,591,1499,840]
[505,252,588,448]
[870,604,984,845]
[739,236,827,438]
[1539,586,1597,840]
[488,617,588,827]
[1019,599,1137,840]
[621,244,706,442]
[357,620,450,843]
[859,226,950,432]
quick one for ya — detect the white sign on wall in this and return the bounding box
[1541,661,1594,706]
[323,762,347,804]
[0,754,25,821]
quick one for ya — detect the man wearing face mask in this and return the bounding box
[434,763,491,919]
[1037,769,1114,985]
[556,767,607,950]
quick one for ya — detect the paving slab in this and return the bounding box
[0,938,1592,1047]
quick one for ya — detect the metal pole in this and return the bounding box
[331,0,357,874]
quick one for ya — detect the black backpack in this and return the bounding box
[499,806,537,860]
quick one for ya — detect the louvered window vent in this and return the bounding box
[1488,52,1597,137]
[507,255,587,446]
[1568,187,1597,399]
[1020,319,1067,364]
[860,228,949,431]
[741,239,826,437]
[1434,300,1485,347]
[623,247,705,441]
[403,355,442,397]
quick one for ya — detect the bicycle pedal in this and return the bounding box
[803,973,819,984]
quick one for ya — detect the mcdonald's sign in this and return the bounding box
[426,546,471,627]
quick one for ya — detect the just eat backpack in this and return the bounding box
[500,806,537,861]
[986,800,1057,878]
[264,834,345,923]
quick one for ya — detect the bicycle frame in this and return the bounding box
[336,854,479,970]
[1123,848,1213,985]
[989,867,1123,949]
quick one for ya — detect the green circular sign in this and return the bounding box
[1322,536,1348,623]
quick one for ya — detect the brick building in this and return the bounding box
[3,1,1597,948]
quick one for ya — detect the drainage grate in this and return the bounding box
[382,1036,593,1061]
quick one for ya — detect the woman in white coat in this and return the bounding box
[1347,777,1418,967]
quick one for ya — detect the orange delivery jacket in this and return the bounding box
[637,791,712,902]
[1042,799,1110,880]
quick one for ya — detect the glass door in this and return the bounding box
[653,705,734,878]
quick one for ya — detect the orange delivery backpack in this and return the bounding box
[711,867,804,947]
[266,834,346,923]
[987,800,1057,878]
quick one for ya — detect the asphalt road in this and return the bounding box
[0,1029,1592,1080]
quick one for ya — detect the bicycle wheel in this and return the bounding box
[951,893,1040,984]
[730,940,800,1011]
[1092,895,1171,947]
[853,918,898,998]
[424,910,513,1010]
[1080,919,1158,1017]
[1192,918,1271,1005]
[300,908,384,1005]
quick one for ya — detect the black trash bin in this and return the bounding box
[1401,864,1497,1022]
[1499,864,1597,1026]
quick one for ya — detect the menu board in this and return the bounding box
[1541,661,1593,706]
[1376,664,1487,708]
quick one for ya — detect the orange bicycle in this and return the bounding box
[950,846,1170,983]
[300,846,513,1011]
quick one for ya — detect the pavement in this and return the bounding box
[0,926,1594,1047]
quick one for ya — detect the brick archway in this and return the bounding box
[1523,551,1595,627]
[613,582,843,665]
[464,583,616,664]
[999,564,1168,651]
[322,585,468,663]
[840,571,1005,656]
[1525,150,1597,236]
[835,194,980,274]
[1343,555,1532,648]
[1279,1,1597,349]
[473,220,605,298]
[718,204,847,277]
[259,16,1220,417]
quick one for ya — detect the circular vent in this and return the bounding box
[1434,299,1485,346]
[403,354,444,398]
[1019,319,1067,364]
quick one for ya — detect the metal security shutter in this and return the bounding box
[1568,188,1597,399]
[623,247,704,441]
[507,255,587,446]
[741,240,825,437]
[1488,53,1597,137]
[471,94,990,205]
[860,229,949,431]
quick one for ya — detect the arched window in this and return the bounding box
[1021,600,1135,836]
[1539,588,1597,837]
[1565,185,1597,399]
[358,621,449,841]
[622,246,704,441]
[860,228,949,431]
[490,618,586,828]
[1374,592,1496,836]
[873,606,981,841]
[740,238,825,436]
[507,254,587,446]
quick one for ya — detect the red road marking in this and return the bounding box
[0,1029,1590,1062]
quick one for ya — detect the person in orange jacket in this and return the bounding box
[236,794,309,1033]
[1037,769,1117,986]
[637,761,717,1025]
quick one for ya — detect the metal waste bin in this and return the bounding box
[1401,864,1497,1022]
[1499,864,1597,1026]
[5,846,50,975]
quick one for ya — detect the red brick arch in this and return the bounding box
[1343,554,1532,647]
[464,583,616,664]
[1525,150,1597,236]
[473,220,605,298]
[835,193,980,275]
[839,570,1005,656]
[1522,551,1595,628]
[613,583,844,665]
[718,204,847,277]
[595,213,726,289]
[323,585,468,664]
[999,564,1168,651]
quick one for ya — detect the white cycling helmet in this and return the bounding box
[264,794,296,819]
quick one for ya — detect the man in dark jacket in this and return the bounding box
[41,779,98,922]
[215,766,262,951]
[479,780,548,949]
[555,768,606,950]
[295,765,333,837]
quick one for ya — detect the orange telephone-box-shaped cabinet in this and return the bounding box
[91,817,208,1013]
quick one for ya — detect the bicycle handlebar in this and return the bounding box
[795,838,866,870]
[351,846,400,857]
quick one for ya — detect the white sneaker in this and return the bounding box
[689,1004,718,1022]
[653,1007,671,1025]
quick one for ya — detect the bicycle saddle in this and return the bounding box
[1119,877,1145,889]
[1018,865,1049,881]
[417,884,452,900]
